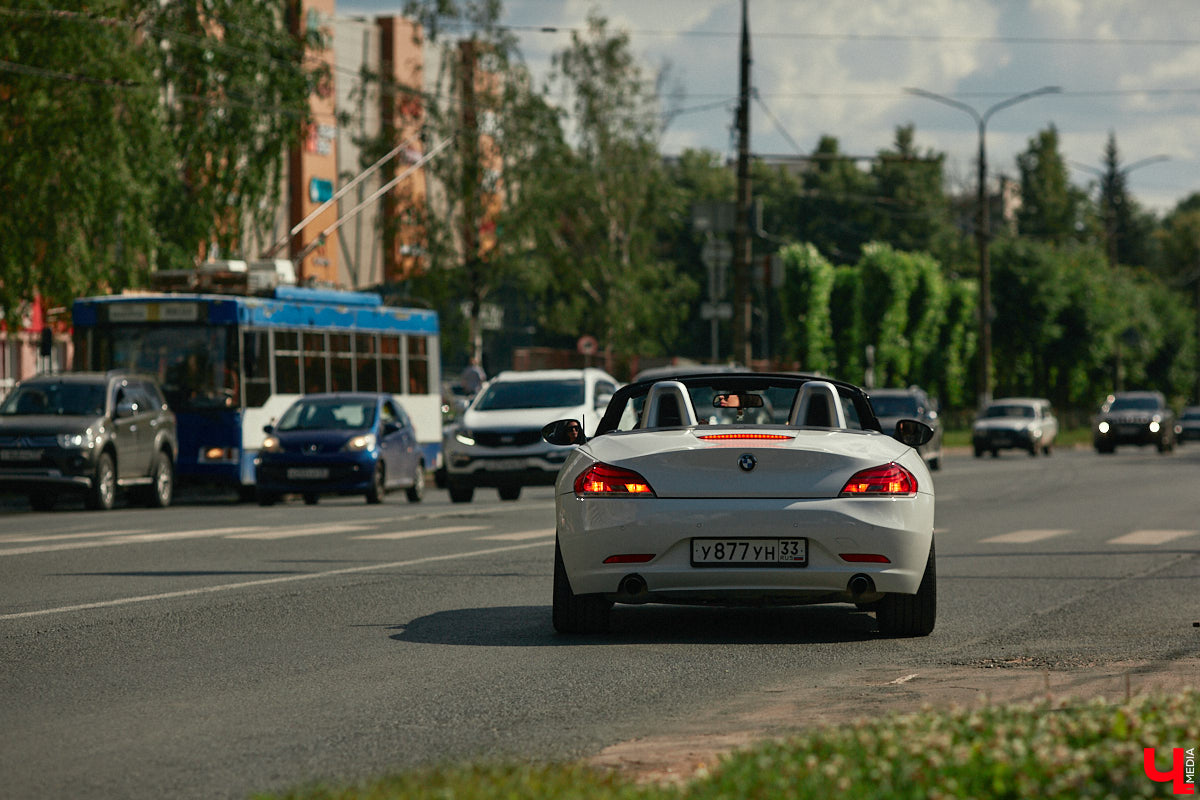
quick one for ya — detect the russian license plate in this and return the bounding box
[691,538,807,566]
[287,467,329,480]
[0,449,40,461]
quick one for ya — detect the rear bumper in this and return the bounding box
[556,493,934,600]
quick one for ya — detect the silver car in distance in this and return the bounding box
[542,373,936,637]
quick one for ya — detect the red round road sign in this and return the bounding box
[576,335,598,355]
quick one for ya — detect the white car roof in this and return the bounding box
[490,368,617,383]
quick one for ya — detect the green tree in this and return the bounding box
[1016,125,1088,246]
[793,136,877,263]
[151,0,326,269]
[1095,132,1160,269]
[871,125,954,258]
[398,0,557,365]
[521,13,697,361]
[0,0,167,324]
[777,243,836,372]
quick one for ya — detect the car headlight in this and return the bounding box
[57,430,95,449]
[1097,421,1110,434]
[261,435,282,453]
[1149,420,1161,433]
[343,433,376,452]
[455,429,476,446]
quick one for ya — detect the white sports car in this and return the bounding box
[541,373,937,637]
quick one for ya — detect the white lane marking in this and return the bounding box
[889,673,920,685]
[981,529,1072,544]
[1109,530,1198,546]
[477,529,555,542]
[354,525,489,540]
[0,529,149,544]
[0,527,267,556]
[0,540,554,621]
[229,523,375,540]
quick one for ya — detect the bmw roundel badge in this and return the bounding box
[738,453,757,472]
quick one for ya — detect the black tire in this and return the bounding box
[86,452,116,511]
[433,465,447,489]
[405,464,425,503]
[552,540,612,634]
[447,477,474,504]
[144,450,174,508]
[366,463,385,504]
[498,484,521,501]
[303,493,320,505]
[973,446,984,458]
[928,457,940,471]
[256,490,278,506]
[990,449,999,458]
[29,491,55,512]
[876,540,936,637]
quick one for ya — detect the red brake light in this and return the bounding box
[839,463,917,496]
[574,463,655,496]
[697,433,795,441]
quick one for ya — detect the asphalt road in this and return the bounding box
[2,445,1199,799]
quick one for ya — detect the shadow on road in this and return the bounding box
[389,602,882,647]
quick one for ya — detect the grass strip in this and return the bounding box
[258,690,1200,800]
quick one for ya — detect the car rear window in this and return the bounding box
[475,380,585,410]
[871,395,919,417]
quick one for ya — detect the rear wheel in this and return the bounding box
[366,463,385,504]
[144,450,174,508]
[405,464,425,503]
[552,540,612,634]
[303,493,319,505]
[86,452,116,511]
[876,540,936,637]
[256,490,279,506]
[498,484,521,501]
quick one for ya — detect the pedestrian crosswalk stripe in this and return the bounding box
[981,529,1072,544]
[1108,530,1197,546]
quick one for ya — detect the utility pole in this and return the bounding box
[731,0,753,366]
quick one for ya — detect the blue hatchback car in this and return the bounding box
[254,393,426,505]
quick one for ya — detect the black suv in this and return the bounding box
[1093,390,1175,454]
[868,386,944,470]
[0,372,177,510]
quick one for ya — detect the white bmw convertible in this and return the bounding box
[541,373,937,637]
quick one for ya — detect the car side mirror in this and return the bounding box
[383,420,401,435]
[542,419,585,446]
[116,399,137,418]
[263,424,275,434]
[894,419,934,447]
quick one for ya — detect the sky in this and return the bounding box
[336,0,1200,214]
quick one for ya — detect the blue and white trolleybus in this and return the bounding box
[72,285,441,498]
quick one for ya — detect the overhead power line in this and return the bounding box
[446,22,1200,48]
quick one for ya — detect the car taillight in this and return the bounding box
[574,463,655,496]
[839,463,917,496]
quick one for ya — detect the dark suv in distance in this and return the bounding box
[1093,390,1175,454]
[868,386,944,470]
[0,372,177,510]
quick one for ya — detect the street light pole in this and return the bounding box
[906,86,1061,408]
